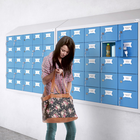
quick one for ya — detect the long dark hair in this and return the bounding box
[52,36,75,76]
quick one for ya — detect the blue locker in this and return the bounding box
[7,46,14,57]
[23,69,32,80]
[33,69,42,81]
[15,79,23,90]
[24,34,33,46]
[14,35,24,46]
[15,58,23,68]
[118,23,138,40]
[23,58,32,69]
[14,69,23,79]
[85,87,100,102]
[24,46,32,57]
[32,58,42,69]
[75,43,85,57]
[33,33,42,45]
[23,80,32,92]
[72,71,85,86]
[32,45,42,57]
[33,81,43,94]
[101,73,117,89]
[7,78,15,89]
[15,46,23,57]
[73,57,85,71]
[71,28,84,43]
[71,85,85,100]
[7,68,14,78]
[7,58,14,68]
[6,36,15,47]
[85,42,100,57]
[43,32,54,45]
[57,30,71,41]
[118,74,138,91]
[85,27,101,42]
[85,57,100,72]
[85,72,100,87]
[118,57,138,74]
[101,88,117,105]
[42,45,54,57]
[101,25,118,41]
[118,90,138,108]
[101,57,117,73]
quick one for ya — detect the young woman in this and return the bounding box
[41,36,76,140]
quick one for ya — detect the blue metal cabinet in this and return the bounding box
[15,58,23,68]
[14,69,23,79]
[71,28,84,43]
[33,81,43,94]
[23,80,33,92]
[85,27,101,42]
[32,58,42,69]
[85,42,100,57]
[118,23,138,40]
[7,68,14,78]
[118,57,138,74]
[33,33,42,45]
[7,78,15,89]
[43,32,54,45]
[71,85,85,100]
[7,47,14,57]
[101,25,118,41]
[15,46,23,57]
[101,57,117,73]
[75,43,85,57]
[101,73,117,89]
[23,46,32,57]
[85,87,100,102]
[6,36,15,47]
[7,58,14,68]
[23,58,32,69]
[118,74,138,91]
[101,88,117,105]
[14,35,24,46]
[85,57,100,72]
[118,90,138,108]
[85,72,100,87]
[33,69,42,81]
[23,69,32,80]
[42,45,54,57]
[57,30,71,41]
[15,79,23,90]
[73,57,85,71]
[32,45,43,57]
[72,71,85,86]
[23,34,33,46]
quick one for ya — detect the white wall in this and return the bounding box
[1,0,140,140]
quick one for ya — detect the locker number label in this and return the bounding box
[88,29,96,34]
[26,47,30,51]
[35,59,40,63]
[105,27,113,33]
[17,59,21,62]
[74,73,80,78]
[26,35,30,39]
[8,79,12,83]
[46,33,51,38]
[74,30,80,35]
[88,74,95,79]
[17,69,21,73]
[25,70,30,74]
[26,59,30,62]
[46,46,51,50]
[75,45,80,49]
[35,34,40,38]
[89,88,95,94]
[123,92,132,98]
[8,58,12,62]
[35,46,40,50]
[35,71,40,75]
[8,69,12,73]
[105,90,113,96]
[17,47,21,51]
[123,25,132,31]
[89,44,95,49]
[61,32,66,36]
[8,37,12,41]
[105,75,113,80]
[105,59,113,64]
[25,81,30,86]
[17,36,21,40]
[8,48,12,51]
[74,87,80,92]
[35,83,40,87]
[89,59,95,64]
[123,59,132,65]
[123,42,132,48]
[123,76,132,81]
[17,80,21,84]
[74,59,80,63]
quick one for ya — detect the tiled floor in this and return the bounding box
[0,127,37,140]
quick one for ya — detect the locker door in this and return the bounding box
[15,79,23,90]
[43,32,54,45]
[118,90,138,108]
[14,69,23,79]
[32,58,42,69]
[71,85,85,100]
[24,34,33,46]
[15,46,23,57]
[24,46,32,57]
[118,57,138,74]
[118,74,138,91]
[101,57,117,73]
[33,69,42,81]
[23,80,32,92]
[42,45,54,57]
[7,68,14,78]
[101,88,117,105]
[32,45,42,57]
[33,33,42,45]
[72,71,85,86]
[23,69,32,80]
[85,27,101,42]
[33,81,43,94]
[6,36,15,47]
[15,35,24,46]
[7,58,14,68]
[85,87,100,102]
[101,25,118,41]
[71,28,84,43]
[85,57,100,72]
[57,30,71,41]
[7,46,14,57]
[7,78,15,89]
[101,73,117,89]
[75,43,85,57]
[85,42,100,57]
[23,58,32,69]
[85,72,100,87]
[73,57,84,71]
[118,23,138,40]
[15,58,23,68]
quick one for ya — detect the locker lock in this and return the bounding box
[15,51,17,53]
[120,31,123,34]
[86,92,88,95]
[59,36,60,38]
[72,91,74,93]
[24,51,25,52]
[33,74,35,76]
[15,62,17,63]
[86,63,88,65]
[120,80,122,83]
[86,49,88,51]
[120,64,122,67]
[102,79,104,82]
[24,73,25,75]
[72,35,73,37]
[24,39,25,41]
[33,38,35,40]
[102,64,104,66]
[101,95,104,97]
[44,37,45,39]
[119,47,121,50]
[86,78,88,80]
[101,32,104,35]
[15,84,17,85]
[120,97,123,100]
[33,86,35,88]
[86,34,88,36]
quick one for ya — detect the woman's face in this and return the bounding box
[59,45,69,59]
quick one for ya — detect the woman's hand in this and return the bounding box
[55,69,63,75]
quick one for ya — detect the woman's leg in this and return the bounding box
[64,121,76,140]
[46,123,57,140]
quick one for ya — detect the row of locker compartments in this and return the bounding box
[73,72,138,91]
[6,39,138,57]
[70,86,138,109]
[7,57,138,74]
[6,23,138,47]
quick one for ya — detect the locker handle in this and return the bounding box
[102,79,104,81]
[86,93,88,95]
[86,34,88,36]
[120,80,122,83]
[24,39,25,41]
[102,64,104,66]
[72,91,73,93]
[119,47,121,50]
[86,78,88,80]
